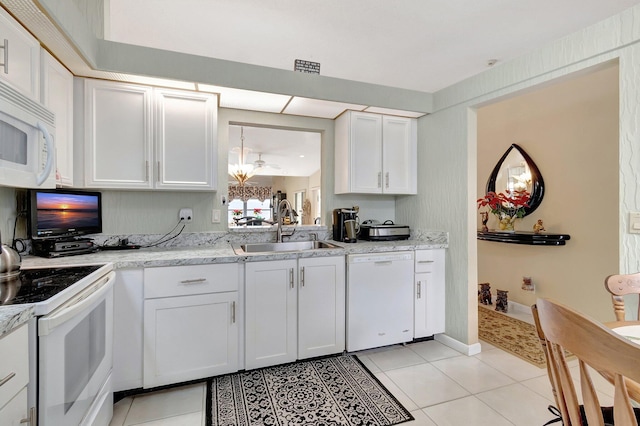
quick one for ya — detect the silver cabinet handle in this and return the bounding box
[417,280,422,299]
[145,160,149,181]
[417,260,434,264]
[374,260,392,265]
[157,161,161,182]
[300,266,305,287]
[289,268,294,288]
[377,172,382,188]
[0,39,8,74]
[20,407,36,425]
[0,372,15,387]
[180,278,207,284]
[231,301,236,324]
[385,172,389,188]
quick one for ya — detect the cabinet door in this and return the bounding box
[298,256,345,359]
[154,89,218,190]
[0,8,39,99]
[0,324,28,410]
[335,111,383,194]
[414,250,446,338]
[144,292,238,388]
[113,269,144,392]
[0,386,28,426]
[349,112,383,193]
[382,116,417,194]
[84,80,153,188]
[41,51,73,187]
[245,260,297,370]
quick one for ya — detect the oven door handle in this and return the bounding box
[38,272,115,336]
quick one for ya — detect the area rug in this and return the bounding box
[478,304,546,368]
[207,355,413,426]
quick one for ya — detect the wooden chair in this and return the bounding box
[535,298,640,425]
[604,273,640,321]
[532,304,569,422]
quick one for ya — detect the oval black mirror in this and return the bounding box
[486,144,544,216]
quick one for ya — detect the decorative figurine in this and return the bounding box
[478,283,492,305]
[480,211,489,232]
[533,219,545,234]
[495,289,509,313]
[521,276,534,291]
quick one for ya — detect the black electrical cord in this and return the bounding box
[143,224,186,248]
[10,214,27,254]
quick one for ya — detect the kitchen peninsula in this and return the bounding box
[1,227,447,395]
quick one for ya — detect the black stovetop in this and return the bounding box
[0,265,103,306]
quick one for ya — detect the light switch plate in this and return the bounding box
[630,212,640,233]
[212,209,221,223]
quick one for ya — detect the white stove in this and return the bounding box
[13,263,116,426]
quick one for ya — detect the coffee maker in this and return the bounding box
[332,207,359,243]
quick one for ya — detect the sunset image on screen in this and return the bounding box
[36,192,100,230]
[37,193,99,211]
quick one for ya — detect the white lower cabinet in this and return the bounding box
[143,264,239,388]
[298,257,346,359]
[245,259,297,370]
[414,249,446,338]
[0,324,32,426]
[245,256,345,370]
[113,269,144,392]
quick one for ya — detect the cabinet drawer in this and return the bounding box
[144,263,239,298]
[415,249,444,273]
[0,324,28,409]
[0,386,28,424]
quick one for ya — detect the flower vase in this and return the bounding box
[498,215,517,232]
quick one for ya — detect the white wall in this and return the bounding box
[398,5,640,345]
[477,64,619,322]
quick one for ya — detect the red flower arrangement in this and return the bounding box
[477,190,530,229]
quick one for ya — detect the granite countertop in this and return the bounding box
[2,235,447,335]
[20,239,446,269]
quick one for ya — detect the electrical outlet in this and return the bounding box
[179,208,193,223]
[212,209,221,223]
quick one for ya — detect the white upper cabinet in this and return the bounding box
[154,88,217,190]
[84,79,153,189]
[41,50,73,187]
[382,115,417,194]
[0,8,40,100]
[82,79,218,190]
[335,111,417,194]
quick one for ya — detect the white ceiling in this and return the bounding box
[106,0,640,93]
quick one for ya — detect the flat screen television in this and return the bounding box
[28,189,102,240]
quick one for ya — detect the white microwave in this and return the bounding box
[0,78,55,188]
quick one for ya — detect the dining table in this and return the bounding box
[604,320,640,402]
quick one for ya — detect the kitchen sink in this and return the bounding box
[233,240,341,255]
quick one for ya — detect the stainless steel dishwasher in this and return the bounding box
[346,251,414,352]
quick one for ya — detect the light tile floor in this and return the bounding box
[110,339,612,426]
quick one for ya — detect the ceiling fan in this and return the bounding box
[254,153,281,170]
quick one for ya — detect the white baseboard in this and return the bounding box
[480,298,532,316]
[435,333,482,356]
[508,299,532,316]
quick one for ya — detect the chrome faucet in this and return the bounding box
[276,199,294,242]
